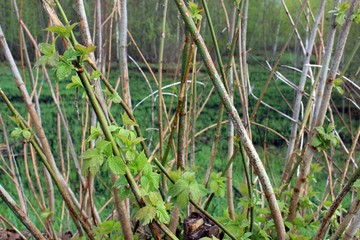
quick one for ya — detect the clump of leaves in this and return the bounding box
[134,192,170,225]
[351,8,360,23]
[168,171,207,207]
[92,220,122,240]
[311,123,339,151]
[329,3,350,26]
[188,2,203,22]
[333,78,344,95]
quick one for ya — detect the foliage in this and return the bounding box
[311,124,340,151]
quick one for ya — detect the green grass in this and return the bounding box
[0,59,355,233]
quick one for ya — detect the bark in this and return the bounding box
[173,1,286,239]
[1,23,94,239]
[331,198,360,240]
[119,0,131,109]
[282,0,326,185]
[288,0,356,224]
[342,206,360,239]
[0,185,46,240]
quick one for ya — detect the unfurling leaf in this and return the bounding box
[188,2,203,22]
[74,44,97,54]
[22,129,31,140]
[10,128,23,138]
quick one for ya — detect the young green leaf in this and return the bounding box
[46,23,77,38]
[38,43,55,56]
[209,172,226,197]
[80,147,104,174]
[91,70,101,79]
[188,2,203,22]
[134,205,157,225]
[141,164,160,192]
[66,75,84,89]
[74,44,96,54]
[56,62,73,80]
[22,129,31,140]
[168,172,207,208]
[108,156,126,176]
[63,48,82,61]
[41,209,54,219]
[128,151,147,173]
[10,128,23,138]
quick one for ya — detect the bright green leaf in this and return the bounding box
[22,129,31,140]
[91,70,101,79]
[141,164,160,192]
[134,205,157,225]
[129,151,147,173]
[63,48,82,61]
[108,156,125,176]
[11,128,23,138]
[74,44,97,54]
[56,63,73,80]
[156,205,170,224]
[41,209,54,219]
[38,43,54,56]
[46,23,77,38]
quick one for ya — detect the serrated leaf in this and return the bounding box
[311,137,323,148]
[188,2,203,22]
[169,171,206,208]
[125,149,137,161]
[66,75,84,89]
[209,172,226,197]
[156,204,170,224]
[129,151,147,173]
[94,220,120,235]
[80,148,101,160]
[46,23,77,38]
[141,164,160,192]
[169,169,183,182]
[38,43,54,56]
[351,9,360,23]
[56,63,73,80]
[63,48,82,61]
[91,70,101,79]
[134,205,157,225]
[108,156,125,175]
[86,125,102,142]
[147,192,163,206]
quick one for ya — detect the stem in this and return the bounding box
[173,1,286,239]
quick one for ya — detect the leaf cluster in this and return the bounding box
[311,123,340,151]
